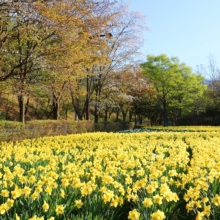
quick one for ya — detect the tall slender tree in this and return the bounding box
[87,2,147,123]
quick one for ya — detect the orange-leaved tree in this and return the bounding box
[0,0,115,122]
[35,0,116,120]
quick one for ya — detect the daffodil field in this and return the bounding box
[1,127,220,219]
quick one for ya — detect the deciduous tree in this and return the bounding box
[87,1,147,123]
[0,0,116,122]
[141,54,207,126]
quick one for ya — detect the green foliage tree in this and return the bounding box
[141,54,207,126]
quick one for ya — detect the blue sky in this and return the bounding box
[129,0,220,75]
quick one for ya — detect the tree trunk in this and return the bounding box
[69,83,83,121]
[18,95,25,123]
[5,102,11,120]
[25,97,29,116]
[104,109,108,122]
[163,99,168,126]
[86,75,90,120]
[5,106,9,120]
[74,97,80,120]
[121,109,128,122]
[74,112,78,121]
[134,114,137,126]
[65,108,68,120]
[94,106,99,123]
[53,100,59,120]
[139,115,143,124]
[94,89,99,123]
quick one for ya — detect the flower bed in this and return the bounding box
[0,130,220,219]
